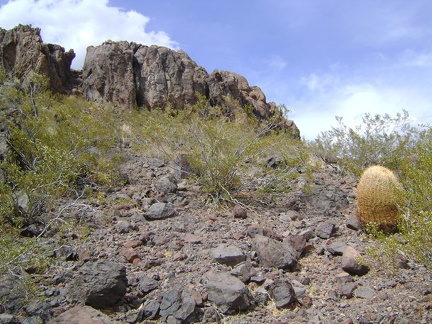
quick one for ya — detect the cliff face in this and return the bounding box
[0,25,75,93]
[0,25,300,137]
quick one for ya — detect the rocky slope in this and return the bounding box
[0,151,431,323]
[0,25,430,324]
[0,25,299,138]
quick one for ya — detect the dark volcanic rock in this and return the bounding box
[145,202,176,220]
[159,287,197,322]
[71,260,127,309]
[0,25,300,137]
[253,234,297,270]
[80,41,299,136]
[267,280,297,309]
[211,244,246,267]
[0,25,75,93]
[204,272,254,315]
[341,246,370,276]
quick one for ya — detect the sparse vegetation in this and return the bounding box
[312,110,431,269]
[0,71,121,279]
[1,63,430,315]
[120,94,307,204]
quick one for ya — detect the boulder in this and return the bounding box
[0,26,301,137]
[253,234,297,270]
[145,202,176,220]
[341,246,369,276]
[71,260,127,309]
[267,280,297,309]
[159,287,197,322]
[204,272,254,314]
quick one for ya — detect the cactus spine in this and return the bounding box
[356,165,402,233]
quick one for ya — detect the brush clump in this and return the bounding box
[356,165,402,233]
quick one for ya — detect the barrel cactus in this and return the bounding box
[356,165,403,233]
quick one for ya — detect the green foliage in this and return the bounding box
[313,109,431,269]
[122,95,302,203]
[0,73,120,225]
[312,110,416,175]
[0,67,6,83]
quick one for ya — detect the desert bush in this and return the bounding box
[312,110,417,175]
[0,73,120,225]
[313,109,431,269]
[122,95,303,203]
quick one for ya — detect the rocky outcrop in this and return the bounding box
[81,41,284,122]
[0,24,75,93]
[0,25,300,137]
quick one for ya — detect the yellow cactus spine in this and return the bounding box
[356,165,402,233]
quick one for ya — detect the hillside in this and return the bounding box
[0,25,431,323]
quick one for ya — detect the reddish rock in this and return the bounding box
[342,246,369,276]
[233,205,247,219]
[183,233,202,244]
[123,240,143,248]
[121,247,140,263]
[51,306,117,324]
[232,232,245,240]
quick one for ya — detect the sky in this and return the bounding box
[0,0,431,139]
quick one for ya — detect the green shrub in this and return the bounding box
[312,109,431,269]
[0,73,120,225]
[312,110,416,175]
[122,95,303,203]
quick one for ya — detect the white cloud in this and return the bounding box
[292,77,432,140]
[0,0,179,69]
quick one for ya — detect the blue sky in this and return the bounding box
[1,0,431,139]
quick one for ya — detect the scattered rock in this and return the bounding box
[116,220,132,233]
[253,234,297,270]
[341,246,369,276]
[267,280,297,309]
[159,288,197,322]
[51,306,118,324]
[231,261,253,282]
[355,286,375,299]
[327,241,348,256]
[204,272,254,314]
[285,235,307,258]
[315,221,336,239]
[211,244,246,267]
[121,247,140,263]
[233,205,247,219]
[183,233,202,244]
[346,214,361,231]
[335,272,354,284]
[141,299,160,320]
[137,274,159,294]
[340,283,357,298]
[145,202,176,220]
[72,260,127,309]
[155,175,177,194]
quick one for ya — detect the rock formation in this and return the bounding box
[0,25,300,137]
[0,24,75,93]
